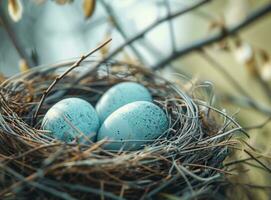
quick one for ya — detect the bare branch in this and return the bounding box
[200,51,252,98]
[243,117,271,130]
[200,51,271,116]
[32,38,112,125]
[244,150,271,173]
[100,0,146,64]
[76,0,211,82]
[222,94,271,116]
[153,3,271,70]
[164,0,177,52]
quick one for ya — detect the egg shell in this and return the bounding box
[97,101,168,150]
[95,82,152,122]
[42,98,99,142]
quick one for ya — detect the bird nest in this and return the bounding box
[0,59,243,200]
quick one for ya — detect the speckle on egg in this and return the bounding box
[42,98,99,143]
[97,101,168,150]
[95,82,152,122]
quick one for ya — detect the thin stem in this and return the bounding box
[200,51,252,98]
[222,94,271,116]
[254,74,271,102]
[138,38,189,76]
[243,117,271,130]
[153,2,271,70]
[164,0,177,52]
[100,0,146,64]
[201,51,271,116]
[32,38,112,125]
[76,0,211,82]
[244,150,271,173]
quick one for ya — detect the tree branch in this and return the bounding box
[164,0,177,52]
[244,149,271,173]
[32,38,112,125]
[201,51,271,116]
[153,3,271,70]
[100,0,146,64]
[76,0,211,82]
[222,94,271,116]
[199,51,252,98]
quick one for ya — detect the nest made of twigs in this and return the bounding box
[0,59,243,200]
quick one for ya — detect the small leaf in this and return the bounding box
[259,49,269,63]
[8,0,23,22]
[54,0,73,4]
[100,32,111,57]
[159,193,180,200]
[234,42,254,65]
[208,16,225,32]
[260,62,271,82]
[217,39,230,52]
[19,59,30,72]
[83,0,96,19]
[0,73,5,83]
[100,43,109,57]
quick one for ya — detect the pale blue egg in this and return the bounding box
[97,101,168,150]
[42,98,99,142]
[95,82,152,122]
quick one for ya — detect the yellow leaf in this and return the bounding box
[260,62,271,82]
[234,43,253,65]
[0,73,5,83]
[100,43,109,57]
[100,33,111,57]
[8,0,23,22]
[19,59,30,73]
[83,0,96,19]
[208,16,225,32]
[54,0,73,5]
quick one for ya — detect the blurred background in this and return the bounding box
[0,0,271,199]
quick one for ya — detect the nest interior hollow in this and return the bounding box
[0,60,241,200]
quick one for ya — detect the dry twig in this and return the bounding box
[32,38,112,125]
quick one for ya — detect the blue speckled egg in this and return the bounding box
[42,98,99,142]
[97,101,168,150]
[95,82,152,122]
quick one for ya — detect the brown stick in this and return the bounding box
[75,0,211,82]
[32,38,112,125]
[100,0,146,64]
[244,149,271,173]
[153,2,271,70]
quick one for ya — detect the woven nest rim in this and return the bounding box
[0,59,243,200]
